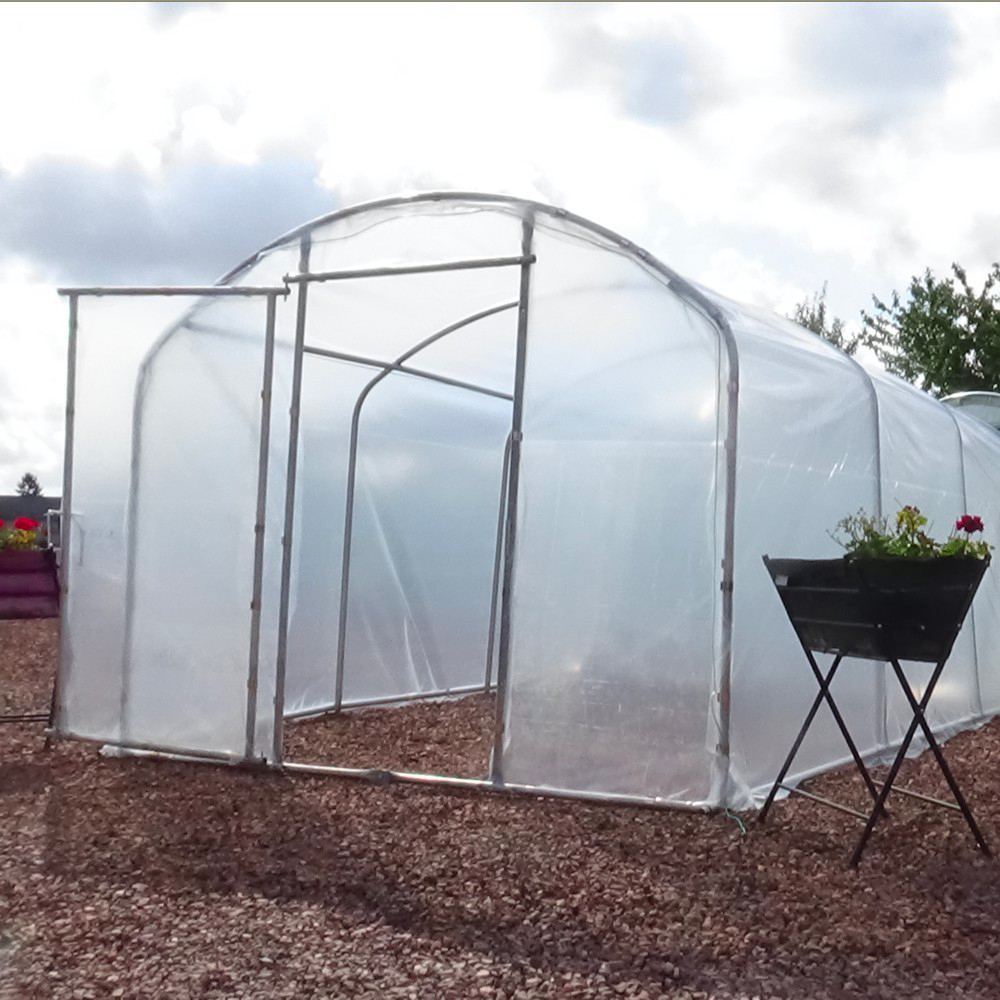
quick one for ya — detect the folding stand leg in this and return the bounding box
[849,657,990,866]
[760,653,883,823]
[889,659,990,855]
[802,649,881,806]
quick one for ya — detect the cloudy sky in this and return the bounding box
[1,1,999,492]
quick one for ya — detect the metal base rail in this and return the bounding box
[44,730,717,814]
[285,682,495,721]
[281,760,714,813]
[47,730,242,764]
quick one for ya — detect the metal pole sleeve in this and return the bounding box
[490,214,535,786]
[484,432,512,689]
[272,235,311,764]
[51,294,79,733]
[331,300,518,712]
[244,291,279,761]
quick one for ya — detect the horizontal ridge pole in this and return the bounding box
[57,286,289,297]
[286,255,535,284]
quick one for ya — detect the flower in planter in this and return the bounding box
[956,514,985,534]
[834,505,991,560]
[0,516,43,553]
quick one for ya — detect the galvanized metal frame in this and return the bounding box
[58,286,288,297]
[282,759,713,813]
[302,344,513,402]
[489,215,535,785]
[329,300,519,715]
[272,236,312,764]
[284,255,535,285]
[50,292,78,733]
[484,432,512,690]
[284,681,491,721]
[244,290,282,760]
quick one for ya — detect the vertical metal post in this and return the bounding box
[50,293,79,734]
[489,214,535,786]
[271,236,311,764]
[484,432,512,689]
[244,291,279,761]
[713,324,740,802]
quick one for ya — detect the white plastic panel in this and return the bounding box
[58,297,197,743]
[501,221,724,806]
[122,295,291,756]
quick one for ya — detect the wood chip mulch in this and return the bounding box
[4,618,1000,999]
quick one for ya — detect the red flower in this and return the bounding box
[13,517,39,531]
[956,514,985,535]
[0,519,4,529]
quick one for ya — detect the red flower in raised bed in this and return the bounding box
[13,517,39,531]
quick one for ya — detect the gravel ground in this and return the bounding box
[4,620,1000,999]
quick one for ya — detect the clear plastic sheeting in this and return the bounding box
[54,192,1000,811]
[501,221,725,805]
[57,296,198,745]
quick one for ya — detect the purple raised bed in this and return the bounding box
[0,549,60,620]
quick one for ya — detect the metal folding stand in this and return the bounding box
[759,554,992,866]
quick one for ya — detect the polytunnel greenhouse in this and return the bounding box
[51,192,1000,811]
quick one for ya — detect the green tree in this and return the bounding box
[789,283,858,356]
[16,472,42,497]
[861,263,1000,397]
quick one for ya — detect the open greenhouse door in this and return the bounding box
[275,236,526,778]
[52,286,292,762]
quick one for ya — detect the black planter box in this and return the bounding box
[0,549,60,620]
[764,554,990,663]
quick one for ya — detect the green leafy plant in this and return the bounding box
[833,505,991,560]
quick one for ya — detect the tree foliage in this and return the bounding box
[860,263,1000,397]
[789,283,859,356]
[16,472,42,497]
